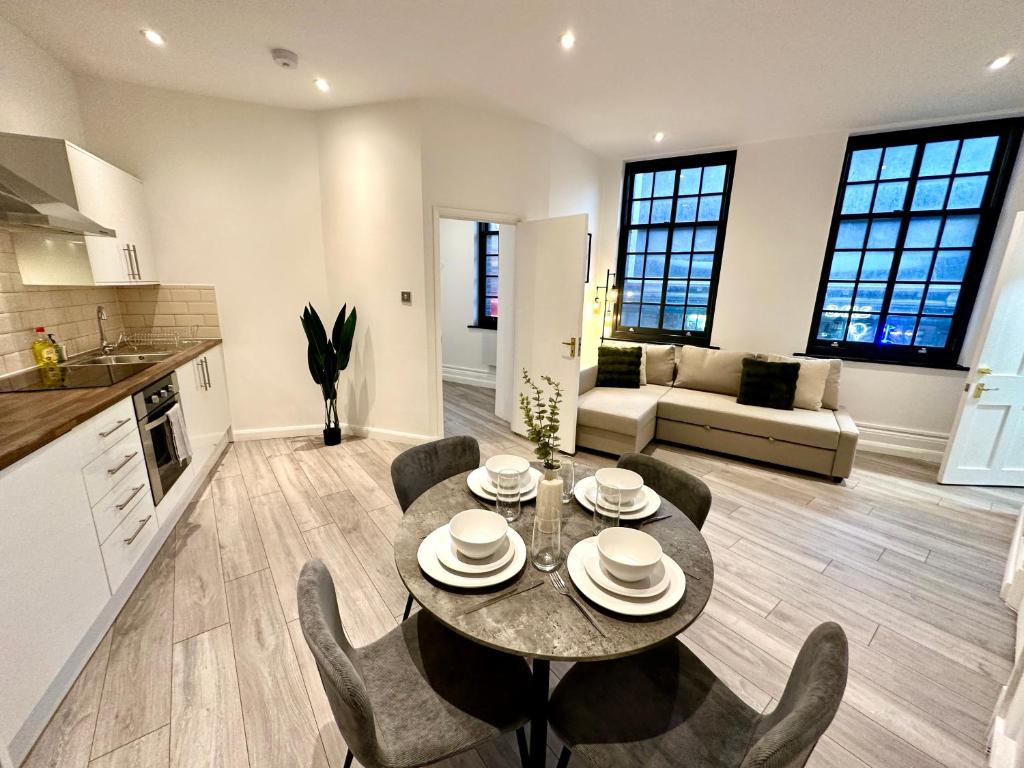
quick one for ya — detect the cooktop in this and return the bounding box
[0,363,156,393]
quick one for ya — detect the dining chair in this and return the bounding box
[298,559,532,768]
[548,622,848,768]
[391,435,480,619]
[617,452,712,530]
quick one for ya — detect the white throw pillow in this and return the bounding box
[762,353,830,410]
[603,341,646,385]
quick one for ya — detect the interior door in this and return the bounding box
[939,211,1024,486]
[511,214,589,453]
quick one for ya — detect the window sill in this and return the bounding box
[795,351,968,372]
[467,324,497,331]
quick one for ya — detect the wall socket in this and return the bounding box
[400,291,412,304]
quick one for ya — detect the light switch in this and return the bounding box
[400,291,412,304]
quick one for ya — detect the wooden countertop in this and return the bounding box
[0,339,222,472]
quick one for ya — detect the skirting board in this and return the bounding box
[441,364,496,389]
[233,422,435,445]
[855,421,948,464]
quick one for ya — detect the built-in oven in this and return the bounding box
[133,372,190,505]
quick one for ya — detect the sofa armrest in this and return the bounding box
[579,364,598,395]
[832,407,860,479]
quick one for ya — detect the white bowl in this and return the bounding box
[449,509,509,559]
[485,455,530,487]
[596,528,663,583]
[594,467,644,505]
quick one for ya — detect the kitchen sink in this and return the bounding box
[65,352,173,366]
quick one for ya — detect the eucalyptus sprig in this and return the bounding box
[518,369,563,470]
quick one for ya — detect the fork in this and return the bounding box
[550,571,608,638]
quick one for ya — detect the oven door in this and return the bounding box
[139,397,191,505]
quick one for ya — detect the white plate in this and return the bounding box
[467,466,542,502]
[479,471,536,496]
[418,526,527,588]
[436,527,516,574]
[574,476,660,521]
[583,550,670,599]
[584,486,647,513]
[567,538,685,616]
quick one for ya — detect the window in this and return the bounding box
[612,151,736,344]
[808,118,1022,367]
[476,222,499,329]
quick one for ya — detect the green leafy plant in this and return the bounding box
[300,303,357,443]
[518,369,563,470]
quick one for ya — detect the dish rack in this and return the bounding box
[118,325,200,348]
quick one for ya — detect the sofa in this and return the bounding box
[576,344,859,480]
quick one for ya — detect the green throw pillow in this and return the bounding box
[596,345,642,388]
[737,358,800,410]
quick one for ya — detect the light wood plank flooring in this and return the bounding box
[21,381,1024,768]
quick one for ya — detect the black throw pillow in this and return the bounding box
[737,358,800,410]
[596,345,642,388]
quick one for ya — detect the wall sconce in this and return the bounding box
[593,268,617,341]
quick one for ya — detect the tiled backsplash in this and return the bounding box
[0,232,220,376]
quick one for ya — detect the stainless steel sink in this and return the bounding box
[66,352,173,367]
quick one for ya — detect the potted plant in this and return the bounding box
[300,303,357,446]
[519,369,563,473]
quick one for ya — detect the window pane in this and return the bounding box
[940,215,979,247]
[675,197,697,222]
[690,253,714,279]
[678,168,701,195]
[486,255,498,274]
[622,279,642,302]
[653,171,675,197]
[701,165,727,193]
[904,216,942,248]
[487,298,498,317]
[824,282,854,311]
[627,229,647,252]
[836,220,868,249]
[853,283,886,312]
[880,145,916,179]
[860,250,894,280]
[694,226,717,251]
[684,308,707,332]
[896,251,932,281]
[671,227,693,252]
[920,140,959,176]
[923,284,960,315]
[697,195,722,221]
[485,276,498,295]
[842,183,874,214]
[848,148,882,182]
[644,254,665,278]
[631,200,651,224]
[881,314,917,345]
[642,280,662,303]
[914,316,952,347]
[665,281,686,304]
[620,304,640,326]
[647,227,669,253]
[662,305,684,330]
[946,176,986,209]
[830,251,861,280]
[624,254,644,278]
[910,178,949,210]
[650,198,672,223]
[846,313,879,342]
[817,312,848,340]
[639,305,660,328]
[867,219,900,248]
[957,136,998,174]
[931,249,969,282]
[872,181,908,212]
[686,281,710,305]
[668,254,690,278]
[633,173,654,197]
[889,283,924,313]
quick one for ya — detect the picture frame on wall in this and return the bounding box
[584,232,593,283]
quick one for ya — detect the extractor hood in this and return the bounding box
[0,132,115,238]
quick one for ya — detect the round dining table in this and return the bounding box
[393,465,715,768]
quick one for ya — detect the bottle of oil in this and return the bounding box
[31,327,59,366]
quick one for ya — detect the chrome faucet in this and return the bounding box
[97,306,115,353]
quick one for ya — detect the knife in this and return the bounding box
[459,580,542,615]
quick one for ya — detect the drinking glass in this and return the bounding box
[593,483,622,536]
[531,505,563,571]
[557,459,575,504]
[495,468,522,523]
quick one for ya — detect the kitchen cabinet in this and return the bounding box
[176,345,231,474]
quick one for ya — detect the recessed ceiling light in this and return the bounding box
[140,29,165,46]
[314,78,330,93]
[989,54,1014,71]
[653,131,665,143]
[560,30,575,50]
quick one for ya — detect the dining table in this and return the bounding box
[393,464,715,768]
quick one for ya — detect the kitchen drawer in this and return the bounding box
[75,398,136,464]
[100,494,157,594]
[82,431,143,506]
[91,462,150,545]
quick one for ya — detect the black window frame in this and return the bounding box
[610,150,737,346]
[806,118,1023,369]
[475,222,498,330]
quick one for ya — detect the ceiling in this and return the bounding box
[2,0,1021,157]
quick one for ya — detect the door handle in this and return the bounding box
[973,383,1000,398]
[977,366,992,376]
[561,337,578,358]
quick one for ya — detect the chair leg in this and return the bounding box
[402,593,414,620]
[343,749,353,768]
[556,746,572,768]
[515,726,530,768]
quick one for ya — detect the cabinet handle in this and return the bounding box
[98,418,131,438]
[130,245,142,281]
[122,245,134,279]
[115,484,146,510]
[202,357,212,389]
[107,452,138,475]
[123,515,152,545]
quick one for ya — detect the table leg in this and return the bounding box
[529,658,550,768]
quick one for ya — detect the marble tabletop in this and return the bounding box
[394,466,714,662]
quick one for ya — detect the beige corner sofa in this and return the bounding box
[576,344,859,479]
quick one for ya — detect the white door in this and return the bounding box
[511,214,589,453]
[939,211,1024,486]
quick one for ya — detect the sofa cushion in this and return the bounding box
[758,353,834,411]
[645,344,676,385]
[603,340,646,385]
[657,387,841,450]
[737,358,800,410]
[673,346,752,396]
[577,385,670,437]
[597,345,642,388]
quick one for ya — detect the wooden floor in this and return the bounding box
[21,381,1024,768]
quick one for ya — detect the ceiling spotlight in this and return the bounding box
[314,78,330,93]
[653,131,665,143]
[141,29,165,46]
[988,54,1014,71]
[560,30,575,50]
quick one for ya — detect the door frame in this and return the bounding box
[428,206,522,438]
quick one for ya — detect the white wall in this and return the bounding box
[74,76,329,438]
[439,218,496,387]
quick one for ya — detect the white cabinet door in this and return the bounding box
[176,346,231,474]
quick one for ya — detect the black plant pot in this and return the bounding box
[323,427,342,446]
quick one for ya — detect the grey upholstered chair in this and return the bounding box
[618,452,712,530]
[298,559,532,768]
[391,435,480,619]
[549,622,848,768]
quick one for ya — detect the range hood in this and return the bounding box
[0,132,115,238]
